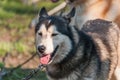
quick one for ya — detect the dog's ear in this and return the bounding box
[64,7,75,23]
[39,7,48,18]
[67,7,75,18]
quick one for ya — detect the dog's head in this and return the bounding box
[35,7,75,65]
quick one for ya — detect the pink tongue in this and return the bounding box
[40,54,51,65]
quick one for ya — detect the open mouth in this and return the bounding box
[40,45,59,65]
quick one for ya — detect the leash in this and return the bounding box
[22,64,46,80]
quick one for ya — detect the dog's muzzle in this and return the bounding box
[39,45,59,65]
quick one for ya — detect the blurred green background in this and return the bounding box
[0,0,62,80]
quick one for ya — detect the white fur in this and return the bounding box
[52,34,72,64]
[36,24,54,54]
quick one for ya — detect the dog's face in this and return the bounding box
[35,7,75,65]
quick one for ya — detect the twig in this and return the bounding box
[48,2,67,15]
[10,53,37,73]
[22,65,46,80]
[3,53,37,76]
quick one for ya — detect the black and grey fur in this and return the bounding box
[35,7,120,80]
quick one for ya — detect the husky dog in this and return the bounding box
[35,7,120,80]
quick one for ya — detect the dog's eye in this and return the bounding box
[38,32,42,36]
[52,33,58,37]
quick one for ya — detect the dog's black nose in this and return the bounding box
[38,45,46,53]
